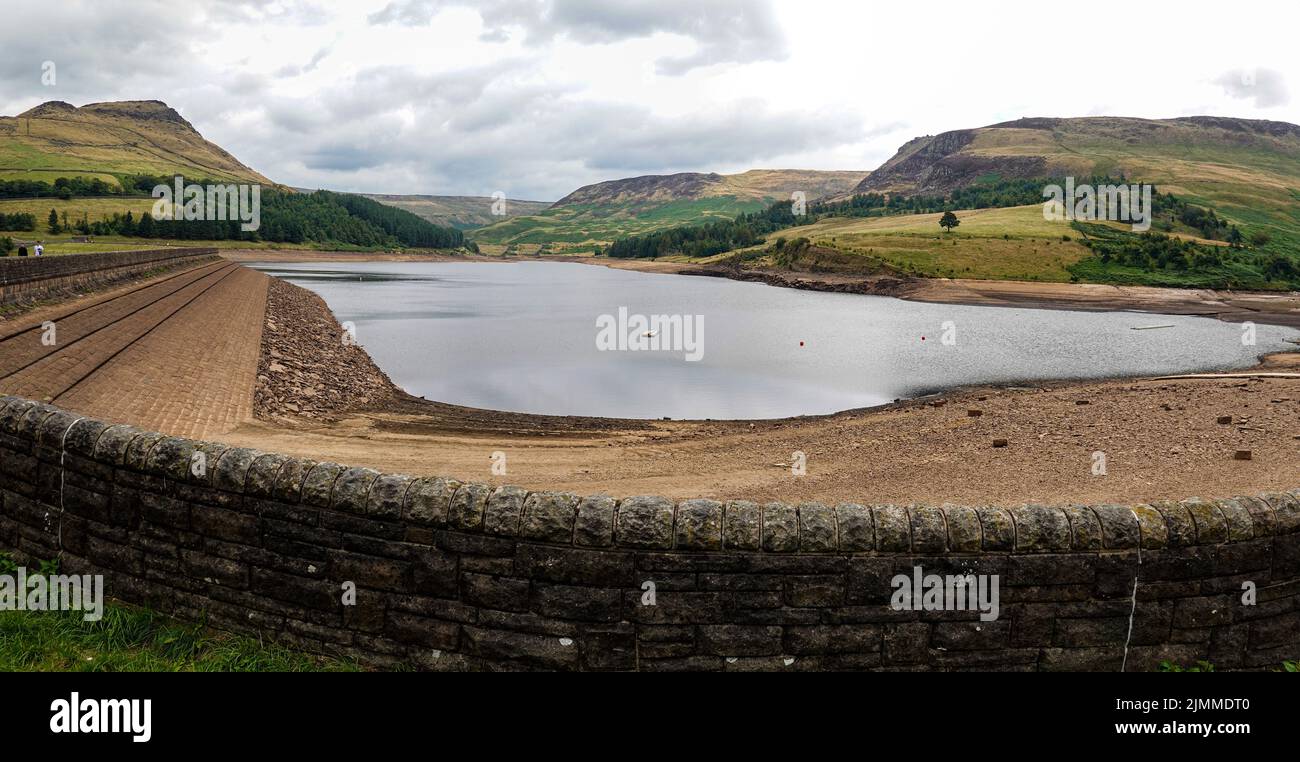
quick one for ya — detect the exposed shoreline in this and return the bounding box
[220,248,1300,330]
[215,252,1300,506]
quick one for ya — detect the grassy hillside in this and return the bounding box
[471,169,865,247]
[0,196,156,224]
[356,193,551,230]
[0,100,271,188]
[845,116,1300,253]
[724,204,1093,281]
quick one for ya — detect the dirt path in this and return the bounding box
[0,261,268,438]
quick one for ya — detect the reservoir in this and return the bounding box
[252,261,1299,420]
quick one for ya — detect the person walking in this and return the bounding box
[34,241,44,256]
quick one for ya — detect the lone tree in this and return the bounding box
[939,211,960,233]
[47,208,61,235]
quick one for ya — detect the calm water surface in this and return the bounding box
[252,261,1299,419]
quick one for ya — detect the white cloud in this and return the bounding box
[0,0,1296,199]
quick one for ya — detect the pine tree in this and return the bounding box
[48,208,61,234]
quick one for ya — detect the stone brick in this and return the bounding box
[92,425,145,466]
[462,572,530,612]
[448,483,491,531]
[675,499,723,550]
[1150,501,1196,546]
[532,583,622,622]
[909,505,947,553]
[698,625,783,656]
[1132,504,1168,549]
[1093,504,1141,549]
[835,503,873,551]
[785,624,880,655]
[331,467,380,515]
[515,544,635,586]
[519,491,578,543]
[723,500,761,551]
[484,485,527,536]
[798,502,836,552]
[242,454,288,499]
[761,502,798,552]
[1213,498,1254,543]
[1261,492,1297,534]
[1182,497,1229,544]
[574,495,616,547]
[271,458,317,503]
[403,477,459,526]
[366,474,412,520]
[975,506,1014,551]
[300,462,344,508]
[212,447,259,493]
[871,504,909,551]
[615,495,675,549]
[942,505,981,552]
[932,620,1010,650]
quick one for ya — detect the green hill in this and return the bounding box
[470,169,866,248]
[843,116,1300,252]
[0,100,271,188]
[354,193,551,230]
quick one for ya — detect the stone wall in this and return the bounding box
[1,395,1297,671]
[0,248,218,306]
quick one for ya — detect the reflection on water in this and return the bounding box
[251,261,1299,420]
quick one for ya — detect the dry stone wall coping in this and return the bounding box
[6,395,1298,557]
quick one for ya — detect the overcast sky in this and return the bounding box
[1,0,1295,200]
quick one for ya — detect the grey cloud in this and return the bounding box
[0,0,201,110]
[274,46,333,77]
[1214,68,1289,108]
[368,0,789,75]
[223,64,864,199]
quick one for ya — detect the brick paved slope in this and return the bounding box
[0,261,268,438]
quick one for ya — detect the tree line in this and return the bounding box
[28,187,464,249]
[0,211,37,231]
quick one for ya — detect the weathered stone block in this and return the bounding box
[484,485,527,536]
[1093,504,1140,549]
[519,491,579,543]
[761,502,798,552]
[873,504,910,552]
[835,503,873,551]
[798,502,836,552]
[676,498,723,550]
[574,495,616,547]
[975,506,1014,551]
[448,483,491,531]
[723,500,761,551]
